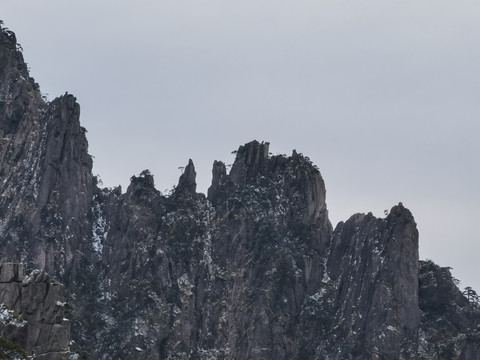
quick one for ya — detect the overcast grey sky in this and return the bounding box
[2,1,480,291]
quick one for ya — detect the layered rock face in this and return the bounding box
[1,21,480,359]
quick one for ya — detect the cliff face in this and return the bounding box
[0,23,95,281]
[316,205,420,359]
[1,21,480,359]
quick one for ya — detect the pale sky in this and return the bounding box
[2,1,480,291]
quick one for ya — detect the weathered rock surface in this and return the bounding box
[0,22,95,282]
[0,263,74,359]
[307,205,419,359]
[0,20,479,360]
[0,263,23,283]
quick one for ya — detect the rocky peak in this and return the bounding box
[419,260,468,313]
[0,23,43,136]
[175,159,197,196]
[229,140,269,185]
[0,23,95,285]
[418,260,480,358]
[128,169,155,189]
[321,204,419,358]
[386,201,414,224]
[209,141,331,232]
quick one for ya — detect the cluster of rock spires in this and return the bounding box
[1,21,480,359]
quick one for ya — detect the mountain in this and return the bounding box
[1,21,480,360]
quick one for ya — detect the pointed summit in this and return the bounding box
[176,159,197,195]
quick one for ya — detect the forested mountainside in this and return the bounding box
[1,21,480,360]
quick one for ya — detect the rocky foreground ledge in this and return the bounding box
[0,263,75,360]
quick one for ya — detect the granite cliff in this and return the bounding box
[1,21,480,359]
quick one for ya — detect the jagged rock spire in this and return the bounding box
[207,160,227,205]
[176,159,197,196]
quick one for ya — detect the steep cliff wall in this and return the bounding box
[0,24,95,282]
[319,205,420,359]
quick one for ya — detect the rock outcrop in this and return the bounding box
[0,20,479,359]
[0,263,74,359]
